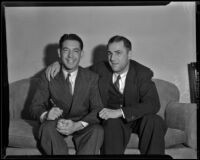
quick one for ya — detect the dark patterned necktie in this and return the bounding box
[114,75,121,92]
[66,73,72,95]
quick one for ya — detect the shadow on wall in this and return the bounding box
[91,44,107,65]
[31,43,59,78]
[43,43,59,67]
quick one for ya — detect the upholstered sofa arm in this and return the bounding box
[165,101,197,149]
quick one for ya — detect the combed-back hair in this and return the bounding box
[107,35,132,51]
[59,34,83,50]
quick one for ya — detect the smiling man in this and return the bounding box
[30,34,104,155]
[45,35,167,155]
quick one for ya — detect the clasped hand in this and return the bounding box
[46,108,76,135]
[47,107,63,120]
[56,119,75,136]
[99,108,122,120]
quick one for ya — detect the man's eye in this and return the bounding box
[63,49,69,52]
[116,52,121,55]
[107,52,112,56]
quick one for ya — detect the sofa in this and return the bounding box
[6,77,197,159]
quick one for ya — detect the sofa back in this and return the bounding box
[9,78,40,120]
[153,79,180,119]
[9,78,180,120]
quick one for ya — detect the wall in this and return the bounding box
[5,2,196,102]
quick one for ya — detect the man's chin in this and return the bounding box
[63,65,77,71]
[111,67,120,73]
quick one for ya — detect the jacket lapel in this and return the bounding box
[124,61,138,106]
[98,62,113,106]
[99,73,112,106]
[70,67,88,114]
[50,69,73,111]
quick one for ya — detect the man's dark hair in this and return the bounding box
[107,35,132,51]
[59,34,83,50]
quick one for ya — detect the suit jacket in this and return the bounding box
[90,60,160,123]
[30,66,103,124]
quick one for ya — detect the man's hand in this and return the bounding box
[99,108,123,120]
[56,119,83,136]
[46,61,61,81]
[46,107,63,120]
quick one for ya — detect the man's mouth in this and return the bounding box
[67,59,74,63]
[111,63,118,66]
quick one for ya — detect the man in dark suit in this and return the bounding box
[45,35,167,155]
[30,34,104,155]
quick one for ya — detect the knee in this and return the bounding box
[89,125,104,143]
[143,114,163,124]
[103,118,122,128]
[91,125,104,137]
[143,115,167,132]
[39,120,57,134]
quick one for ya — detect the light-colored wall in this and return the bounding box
[5,2,196,103]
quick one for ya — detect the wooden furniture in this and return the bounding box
[188,62,199,104]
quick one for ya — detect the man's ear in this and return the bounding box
[128,50,132,59]
[57,48,61,58]
[80,50,84,58]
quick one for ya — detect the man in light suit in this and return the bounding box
[30,34,104,155]
[45,35,167,155]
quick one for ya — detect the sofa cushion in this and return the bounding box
[126,133,139,148]
[165,144,197,159]
[124,144,197,159]
[165,128,186,148]
[9,120,39,148]
[6,147,76,155]
[126,128,186,149]
[9,119,75,148]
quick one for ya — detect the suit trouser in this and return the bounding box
[38,120,104,155]
[101,114,167,155]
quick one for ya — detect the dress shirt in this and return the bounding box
[112,69,129,119]
[62,68,78,95]
[112,71,128,94]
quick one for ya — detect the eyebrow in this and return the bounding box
[114,50,121,52]
[62,47,81,50]
[73,48,81,51]
[107,49,121,52]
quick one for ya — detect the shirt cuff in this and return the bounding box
[80,121,89,128]
[120,109,125,119]
[40,111,47,123]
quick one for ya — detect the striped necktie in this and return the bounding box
[66,73,72,95]
[114,75,121,92]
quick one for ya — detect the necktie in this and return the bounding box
[114,75,121,92]
[66,73,72,95]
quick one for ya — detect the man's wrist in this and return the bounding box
[117,109,125,118]
[80,121,88,127]
[74,121,84,131]
[120,108,125,118]
[40,111,48,123]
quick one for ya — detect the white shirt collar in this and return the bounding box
[112,66,129,94]
[113,70,128,80]
[62,67,78,80]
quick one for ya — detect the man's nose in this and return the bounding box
[110,54,116,62]
[68,51,73,57]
